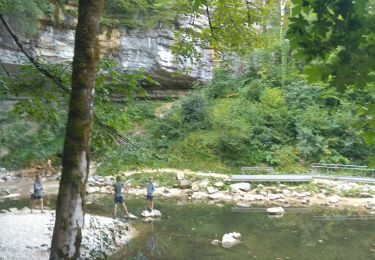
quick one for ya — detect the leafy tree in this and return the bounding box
[287,0,375,146]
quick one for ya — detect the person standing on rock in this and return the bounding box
[30,174,44,213]
[113,175,129,218]
[146,176,155,212]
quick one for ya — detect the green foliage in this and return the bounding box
[102,0,178,29]
[287,0,375,145]
[181,93,206,124]
[173,0,273,59]
[142,57,373,172]
[0,0,54,35]
[0,59,156,169]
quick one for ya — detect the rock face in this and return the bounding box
[0,15,213,89]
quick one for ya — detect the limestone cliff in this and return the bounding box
[0,15,213,89]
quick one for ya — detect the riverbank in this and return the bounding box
[0,209,137,260]
[1,168,375,211]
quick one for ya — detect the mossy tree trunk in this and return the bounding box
[50,0,104,259]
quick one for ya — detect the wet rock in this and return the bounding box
[266,207,285,215]
[142,217,154,222]
[141,209,162,218]
[128,213,138,220]
[8,208,17,212]
[222,232,241,249]
[230,183,251,192]
[236,202,251,208]
[0,209,9,213]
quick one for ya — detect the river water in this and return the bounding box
[1,195,375,259]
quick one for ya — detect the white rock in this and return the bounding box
[128,213,138,220]
[327,196,339,204]
[176,172,185,180]
[222,232,241,248]
[141,209,162,218]
[198,179,210,188]
[236,202,251,208]
[230,183,251,192]
[142,217,154,222]
[211,239,220,245]
[214,182,224,188]
[269,194,284,200]
[87,186,100,194]
[266,207,285,215]
[191,182,200,192]
[206,186,216,194]
[178,179,192,189]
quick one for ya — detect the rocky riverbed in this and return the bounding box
[1,167,375,211]
[0,209,136,260]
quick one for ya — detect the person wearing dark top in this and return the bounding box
[30,174,44,213]
[113,175,129,218]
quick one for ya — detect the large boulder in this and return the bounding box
[221,232,241,249]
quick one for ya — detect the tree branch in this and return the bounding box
[0,58,10,77]
[205,5,217,40]
[0,13,140,152]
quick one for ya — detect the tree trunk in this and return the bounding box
[50,0,104,259]
[280,0,288,87]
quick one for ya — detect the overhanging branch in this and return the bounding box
[0,13,141,152]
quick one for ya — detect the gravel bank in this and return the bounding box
[0,209,136,260]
